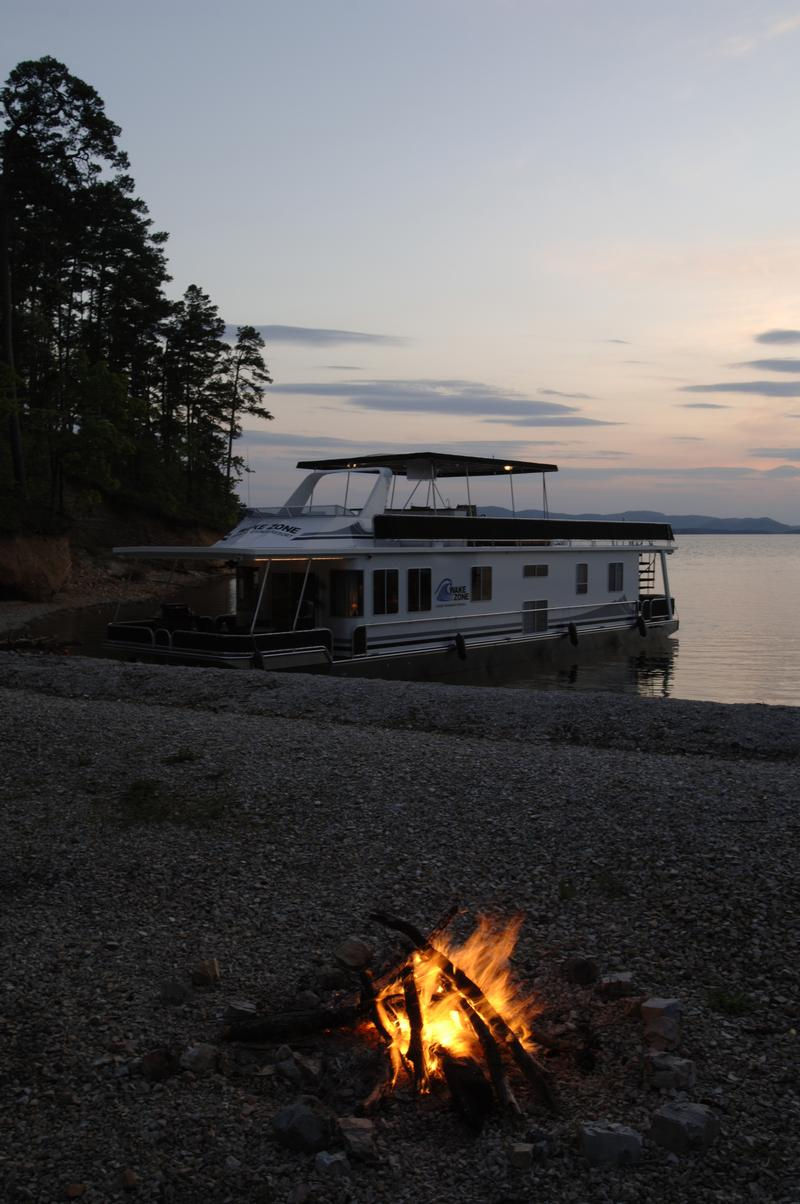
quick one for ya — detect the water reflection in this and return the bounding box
[505,642,677,698]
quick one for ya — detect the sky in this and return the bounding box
[6,0,800,519]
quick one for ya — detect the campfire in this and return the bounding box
[226,911,557,1130]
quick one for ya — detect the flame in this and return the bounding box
[375,914,537,1086]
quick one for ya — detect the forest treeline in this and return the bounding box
[0,56,272,534]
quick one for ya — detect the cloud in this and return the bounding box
[241,430,569,457]
[240,430,363,448]
[539,388,595,400]
[323,364,361,370]
[678,402,732,409]
[713,14,800,59]
[682,380,800,397]
[755,329,800,344]
[750,447,800,459]
[733,358,800,372]
[268,378,589,418]
[483,416,620,427]
[224,324,406,347]
[605,338,629,344]
[563,465,788,480]
[764,464,800,476]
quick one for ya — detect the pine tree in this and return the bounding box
[222,325,273,483]
[1,57,271,531]
[0,56,170,512]
[161,284,228,502]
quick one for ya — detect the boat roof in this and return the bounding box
[296,451,558,477]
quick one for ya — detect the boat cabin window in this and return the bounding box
[576,563,588,595]
[372,569,399,615]
[471,566,493,601]
[608,562,624,591]
[330,570,364,617]
[407,567,432,612]
[523,564,549,578]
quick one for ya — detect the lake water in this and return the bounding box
[13,535,800,707]
[508,535,800,707]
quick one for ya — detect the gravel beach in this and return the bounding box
[1,652,798,1203]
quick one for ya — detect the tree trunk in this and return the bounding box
[0,167,27,496]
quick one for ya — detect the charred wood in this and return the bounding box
[461,1000,520,1114]
[439,1052,494,1132]
[359,969,393,1046]
[402,965,428,1095]
[223,1003,365,1043]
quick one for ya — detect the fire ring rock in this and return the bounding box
[334,936,375,970]
[579,1121,643,1167]
[650,1102,721,1154]
[272,1097,337,1153]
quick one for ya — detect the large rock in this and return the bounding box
[597,972,636,999]
[644,1051,696,1089]
[562,957,599,986]
[334,936,375,970]
[314,1151,349,1178]
[179,1043,219,1075]
[338,1116,377,1161]
[641,997,682,1050]
[272,1097,336,1153]
[0,534,71,601]
[579,1120,643,1166]
[650,1102,720,1153]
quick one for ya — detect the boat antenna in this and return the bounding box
[542,472,549,518]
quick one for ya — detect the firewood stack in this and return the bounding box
[225,910,558,1132]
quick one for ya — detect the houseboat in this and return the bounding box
[105,451,678,681]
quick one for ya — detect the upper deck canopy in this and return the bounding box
[296,451,558,478]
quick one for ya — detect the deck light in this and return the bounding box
[504,464,513,471]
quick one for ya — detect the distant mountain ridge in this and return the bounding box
[479,507,800,534]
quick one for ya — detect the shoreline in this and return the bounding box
[1,654,798,1202]
[0,566,225,638]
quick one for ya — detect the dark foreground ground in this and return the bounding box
[0,654,798,1203]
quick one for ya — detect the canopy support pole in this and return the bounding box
[292,559,313,630]
[250,559,271,634]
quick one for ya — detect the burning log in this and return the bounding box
[225,908,559,1122]
[370,911,557,1112]
[402,965,429,1094]
[358,969,393,1046]
[461,1000,521,1115]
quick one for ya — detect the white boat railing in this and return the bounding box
[359,596,640,635]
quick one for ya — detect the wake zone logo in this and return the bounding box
[435,577,469,605]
